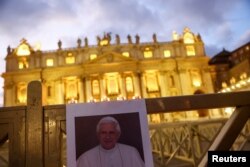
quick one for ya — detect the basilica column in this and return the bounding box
[120,73,126,98]
[140,72,147,98]
[55,79,64,104]
[133,72,141,98]
[4,81,15,106]
[85,76,92,102]
[202,68,214,93]
[158,71,168,97]
[78,77,84,103]
[100,74,106,99]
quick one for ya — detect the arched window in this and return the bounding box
[92,79,100,95]
[125,76,134,93]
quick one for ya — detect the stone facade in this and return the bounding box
[1,28,215,121]
[209,41,250,93]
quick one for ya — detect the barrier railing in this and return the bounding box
[0,81,250,167]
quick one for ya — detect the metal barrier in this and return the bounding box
[0,81,250,167]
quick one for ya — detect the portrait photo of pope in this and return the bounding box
[66,100,154,167]
[75,113,145,167]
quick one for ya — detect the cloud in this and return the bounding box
[0,0,77,36]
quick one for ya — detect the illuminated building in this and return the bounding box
[2,28,216,121]
[209,41,250,93]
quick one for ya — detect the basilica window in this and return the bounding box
[92,79,100,96]
[186,45,196,56]
[64,77,78,103]
[164,50,171,58]
[65,53,75,64]
[190,70,202,87]
[145,72,159,92]
[125,76,134,93]
[183,28,195,44]
[122,52,130,57]
[16,43,31,56]
[90,54,97,60]
[18,59,29,69]
[106,74,119,95]
[17,82,27,104]
[143,48,153,58]
[46,58,54,67]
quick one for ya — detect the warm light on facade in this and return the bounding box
[16,44,31,56]
[163,50,171,58]
[46,59,54,67]
[122,52,130,57]
[193,80,201,87]
[230,77,236,84]
[224,107,234,115]
[125,76,134,93]
[65,56,75,64]
[144,48,153,58]
[106,73,119,95]
[222,82,227,88]
[17,83,27,103]
[186,45,196,56]
[183,27,195,44]
[100,39,108,46]
[145,72,159,92]
[90,54,97,60]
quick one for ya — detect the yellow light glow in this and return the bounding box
[100,39,108,46]
[222,82,227,88]
[65,56,75,64]
[122,52,130,57]
[46,59,54,67]
[144,50,153,58]
[183,27,195,44]
[230,77,236,84]
[240,73,247,80]
[224,107,234,115]
[125,76,133,92]
[193,80,201,87]
[18,60,29,69]
[163,50,171,57]
[16,44,31,56]
[90,54,97,60]
[186,45,196,56]
[17,83,27,103]
[236,83,241,88]
[19,62,24,69]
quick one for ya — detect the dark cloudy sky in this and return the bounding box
[0,0,250,105]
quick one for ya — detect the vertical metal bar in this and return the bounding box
[198,106,250,167]
[25,81,44,167]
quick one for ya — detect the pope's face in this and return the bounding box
[98,122,120,150]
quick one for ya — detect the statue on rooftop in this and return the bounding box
[115,34,120,45]
[58,40,62,49]
[97,36,101,46]
[77,38,82,48]
[153,33,157,43]
[135,34,140,44]
[127,35,132,44]
[7,45,11,54]
[84,37,88,47]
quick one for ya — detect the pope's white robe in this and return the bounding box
[77,143,145,167]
